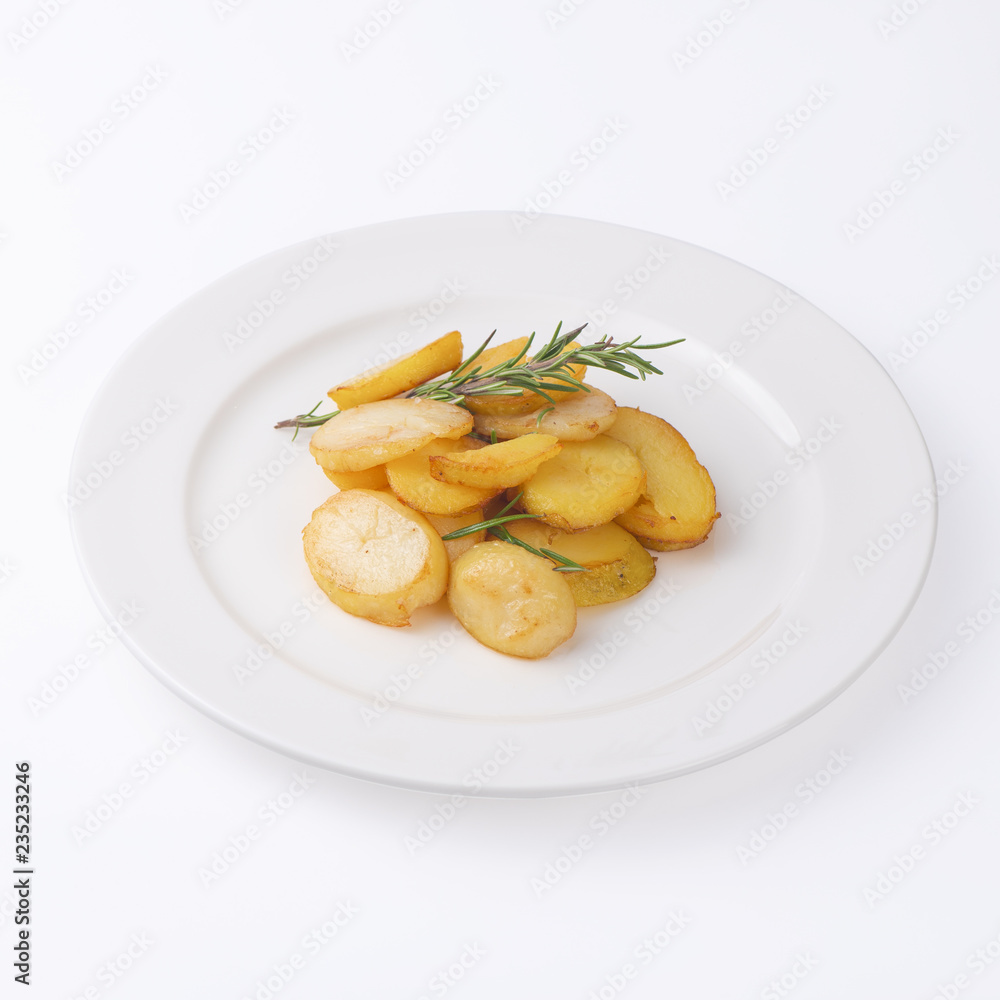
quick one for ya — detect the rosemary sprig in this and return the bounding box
[441,493,586,573]
[440,491,529,540]
[491,525,587,573]
[439,511,536,540]
[406,321,681,406]
[274,321,683,431]
[274,400,339,439]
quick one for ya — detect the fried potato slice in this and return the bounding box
[428,434,561,489]
[322,465,388,490]
[423,510,486,561]
[387,438,500,516]
[328,330,462,409]
[505,519,656,607]
[309,398,472,472]
[472,386,617,442]
[448,540,577,658]
[518,435,645,532]
[459,337,533,417]
[605,407,719,550]
[462,337,587,416]
[303,489,448,627]
[466,336,530,373]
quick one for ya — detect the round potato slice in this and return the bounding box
[428,434,561,489]
[604,407,719,550]
[309,397,473,472]
[472,386,617,442]
[322,465,388,490]
[462,337,587,416]
[387,439,500,516]
[518,434,645,531]
[505,519,656,607]
[423,510,486,561]
[303,489,447,627]
[328,330,462,410]
[448,540,576,658]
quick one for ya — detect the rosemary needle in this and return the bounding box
[440,493,586,573]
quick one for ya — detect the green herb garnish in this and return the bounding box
[440,493,586,573]
[274,321,682,432]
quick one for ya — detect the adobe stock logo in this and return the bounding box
[511,118,628,233]
[214,0,249,19]
[759,954,819,1000]
[179,108,295,223]
[8,0,72,53]
[582,247,671,331]
[583,911,693,1000]
[863,791,979,908]
[544,0,589,28]
[877,0,934,39]
[716,86,833,201]
[384,77,501,192]
[853,459,968,576]
[62,398,179,508]
[886,255,1000,372]
[672,0,757,71]
[51,66,168,180]
[530,785,645,897]
[341,1,407,63]
[71,933,154,997]
[843,127,959,243]
[18,269,135,383]
[416,944,486,1000]
[737,750,853,864]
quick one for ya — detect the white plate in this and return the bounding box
[69,212,936,796]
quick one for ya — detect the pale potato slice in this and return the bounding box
[328,330,462,409]
[605,407,719,550]
[448,540,576,658]
[505,519,655,607]
[473,386,617,442]
[309,398,472,472]
[322,465,388,490]
[428,434,561,489]
[462,337,586,416]
[303,489,447,626]
[518,435,645,531]
[424,510,486,561]
[387,438,500,516]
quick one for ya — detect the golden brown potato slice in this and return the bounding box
[328,330,462,409]
[505,519,655,607]
[465,336,530,375]
[462,337,586,416]
[309,398,472,472]
[303,489,448,626]
[473,386,617,442]
[386,439,500,516]
[518,435,645,532]
[448,540,577,658]
[428,434,561,489]
[605,407,719,550]
[322,465,388,490]
[459,337,534,417]
[423,510,486,561]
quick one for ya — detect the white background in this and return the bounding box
[3,1,1000,997]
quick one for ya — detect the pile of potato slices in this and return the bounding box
[302,330,719,659]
